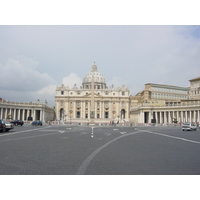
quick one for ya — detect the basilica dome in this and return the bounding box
[82,62,107,89]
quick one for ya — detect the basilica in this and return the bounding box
[55,62,130,124]
[55,62,200,124]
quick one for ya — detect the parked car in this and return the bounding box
[10,120,24,126]
[0,119,6,132]
[182,122,197,131]
[5,121,14,132]
[31,120,42,126]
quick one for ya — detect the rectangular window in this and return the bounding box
[105,112,109,118]
[61,91,64,95]
[77,111,80,118]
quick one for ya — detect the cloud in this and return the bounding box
[62,73,82,88]
[0,57,56,91]
[1,26,200,106]
[107,76,129,88]
[32,84,56,105]
[0,56,57,106]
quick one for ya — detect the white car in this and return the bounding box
[182,123,197,131]
[5,121,14,132]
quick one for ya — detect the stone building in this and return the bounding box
[55,62,130,123]
[135,83,189,102]
[0,98,55,122]
[130,80,200,124]
[189,76,200,99]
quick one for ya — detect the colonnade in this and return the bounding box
[143,109,200,124]
[0,107,42,121]
[0,101,55,122]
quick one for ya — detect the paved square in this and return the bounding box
[0,124,200,175]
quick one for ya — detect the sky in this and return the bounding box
[1,1,200,107]
[1,25,200,106]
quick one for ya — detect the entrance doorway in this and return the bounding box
[60,108,64,120]
[121,109,125,120]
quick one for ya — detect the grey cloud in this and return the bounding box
[0,58,56,92]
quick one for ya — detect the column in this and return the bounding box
[185,111,188,122]
[156,112,159,124]
[180,111,182,123]
[41,109,44,121]
[108,101,111,120]
[95,101,97,118]
[99,101,102,119]
[24,109,27,121]
[5,108,7,120]
[184,111,186,122]
[7,108,10,119]
[102,100,104,119]
[181,111,183,123]
[17,109,20,119]
[172,111,174,123]
[177,111,179,123]
[81,101,83,119]
[194,110,196,123]
[164,111,167,124]
[160,112,163,124]
[169,111,172,123]
[190,111,192,123]
[0,108,2,119]
[13,109,16,120]
[73,101,76,119]
[22,109,25,121]
[39,110,42,121]
[148,111,151,123]
[88,102,90,119]
[32,109,35,121]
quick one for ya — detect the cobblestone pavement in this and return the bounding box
[0,124,200,175]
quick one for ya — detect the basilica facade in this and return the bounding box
[55,63,130,123]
